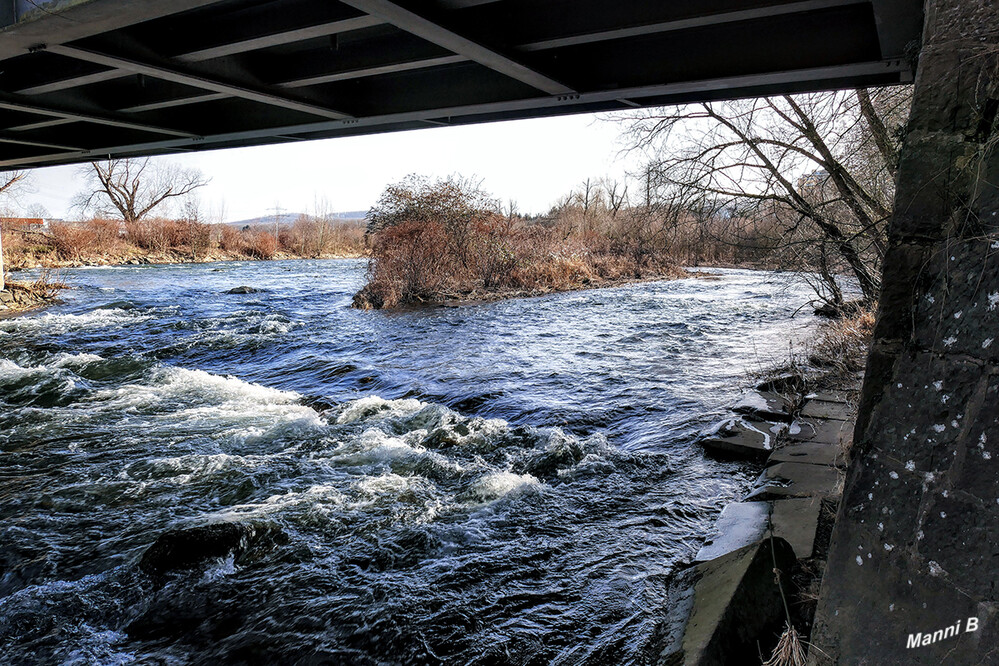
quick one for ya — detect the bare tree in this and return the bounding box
[74,158,209,223]
[620,87,912,306]
[602,177,629,218]
[0,171,28,291]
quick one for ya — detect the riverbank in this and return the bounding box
[0,277,65,314]
[9,248,366,271]
[365,265,694,309]
[676,311,872,664]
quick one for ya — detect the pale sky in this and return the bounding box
[22,112,645,222]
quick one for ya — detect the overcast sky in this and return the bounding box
[22,112,646,222]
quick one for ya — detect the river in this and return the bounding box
[0,259,814,665]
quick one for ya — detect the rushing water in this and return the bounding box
[0,260,815,665]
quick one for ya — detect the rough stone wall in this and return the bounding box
[809,1,999,663]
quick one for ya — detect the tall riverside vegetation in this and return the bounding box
[1,214,366,268]
[355,87,912,311]
[352,175,685,309]
[621,87,912,308]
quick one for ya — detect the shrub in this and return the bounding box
[244,231,278,259]
[354,175,685,308]
[808,308,876,373]
[218,225,242,253]
[85,218,122,255]
[50,222,97,261]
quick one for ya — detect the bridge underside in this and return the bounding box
[0,0,919,169]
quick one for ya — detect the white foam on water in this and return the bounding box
[49,352,104,368]
[335,395,427,424]
[121,452,253,486]
[329,428,425,463]
[220,483,348,520]
[466,471,541,504]
[0,307,152,335]
[0,358,78,395]
[93,366,299,411]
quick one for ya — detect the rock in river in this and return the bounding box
[225,285,263,294]
[139,522,280,575]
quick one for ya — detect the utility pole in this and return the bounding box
[268,204,285,238]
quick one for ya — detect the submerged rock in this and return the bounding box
[225,285,263,294]
[138,522,281,575]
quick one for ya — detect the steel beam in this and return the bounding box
[0,97,198,138]
[519,0,871,52]
[175,15,384,63]
[337,0,574,95]
[0,0,224,60]
[13,15,383,96]
[8,0,873,105]
[46,44,353,120]
[278,55,467,89]
[0,60,910,168]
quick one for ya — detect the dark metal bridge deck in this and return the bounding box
[0,0,920,169]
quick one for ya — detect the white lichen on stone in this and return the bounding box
[890,471,899,479]
[933,380,943,391]
[933,424,946,433]
[940,511,947,518]
[984,338,994,349]
[906,460,916,471]
[943,336,958,347]
[928,561,944,577]
[989,292,999,311]
[954,311,963,319]
[884,543,894,551]
[856,555,863,566]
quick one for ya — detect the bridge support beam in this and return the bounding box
[809,0,999,662]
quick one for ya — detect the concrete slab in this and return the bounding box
[755,373,805,394]
[732,391,795,422]
[770,497,822,559]
[682,538,797,665]
[767,441,844,467]
[800,398,853,421]
[695,501,771,562]
[698,418,786,460]
[808,390,854,403]
[746,462,842,501]
[787,418,853,446]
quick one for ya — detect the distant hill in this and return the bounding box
[227,211,367,229]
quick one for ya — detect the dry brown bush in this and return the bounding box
[354,176,686,308]
[218,225,242,253]
[85,218,123,255]
[808,307,876,373]
[244,231,278,259]
[50,222,97,261]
